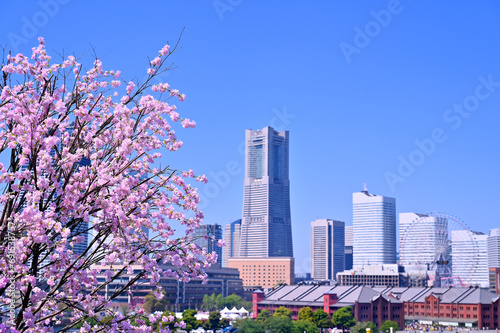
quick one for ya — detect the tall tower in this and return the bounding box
[239,126,293,258]
[352,189,396,266]
[311,219,345,280]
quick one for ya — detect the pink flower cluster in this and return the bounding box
[0,38,214,332]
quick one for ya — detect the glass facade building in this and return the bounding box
[239,127,293,258]
[353,190,396,266]
[193,224,223,265]
[222,219,242,267]
[311,219,345,280]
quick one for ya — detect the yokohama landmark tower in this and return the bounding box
[239,126,293,258]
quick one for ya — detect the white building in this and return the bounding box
[239,127,293,258]
[399,212,448,266]
[488,228,500,268]
[452,230,489,287]
[311,219,345,280]
[353,189,396,266]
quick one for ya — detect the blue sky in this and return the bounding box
[1,1,499,273]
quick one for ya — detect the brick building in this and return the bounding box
[252,284,404,328]
[253,285,500,329]
[382,286,500,328]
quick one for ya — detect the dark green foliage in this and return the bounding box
[331,307,356,332]
[292,320,319,333]
[313,309,331,328]
[236,317,266,333]
[380,320,399,333]
[265,316,293,333]
[203,311,222,330]
[182,309,202,331]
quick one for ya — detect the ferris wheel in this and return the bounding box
[399,212,478,287]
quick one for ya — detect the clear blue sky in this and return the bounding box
[1,1,499,274]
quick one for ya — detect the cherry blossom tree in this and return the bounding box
[0,37,216,333]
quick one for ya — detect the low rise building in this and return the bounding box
[228,257,294,289]
[252,284,404,328]
[92,263,243,311]
[337,264,405,287]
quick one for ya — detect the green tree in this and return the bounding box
[380,320,399,333]
[256,309,271,324]
[313,309,331,329]
[332,307,356,332]
[298,307,315,322]
[182,309,202,331]
[202,293,217,311]
[292,320,319,333]
[351,321,378,333]
[236,317,265,333]
[273,306,292,318]
[216,294,224,309]
[203,311,222,330]
[265,316,293,333]
[143,290,169,314]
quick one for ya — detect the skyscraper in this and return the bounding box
[311,219,345,280]
[193,224,223,265]
[452,230,489,287]
[222,219,242,267]
[353,189,396,266]
[345,226,353,270]
[239,126,293,258]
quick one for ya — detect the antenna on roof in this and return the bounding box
[363,183,368,193]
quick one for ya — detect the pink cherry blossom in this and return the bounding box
[0,37,216,333]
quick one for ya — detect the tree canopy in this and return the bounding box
[273,306,292,318]
[331,307,356,332]
[380,320,399,333]
[298,307,314,322]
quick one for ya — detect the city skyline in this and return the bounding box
[1,2,499,273]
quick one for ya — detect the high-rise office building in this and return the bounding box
[193,224,223,265]
[488,228,500,268]
[223,219,242,267]
[239,126,293,258]
[353,189,396,266]
[452,230,489,288]
[399,212,448,266]
[311,219,345,280]
[345,226,353,270]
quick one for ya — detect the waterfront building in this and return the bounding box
[310,219,345,280]
[239,126,293,258]
[93,263,243,311]
[353,189,396,266]
[222,219,242,267]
